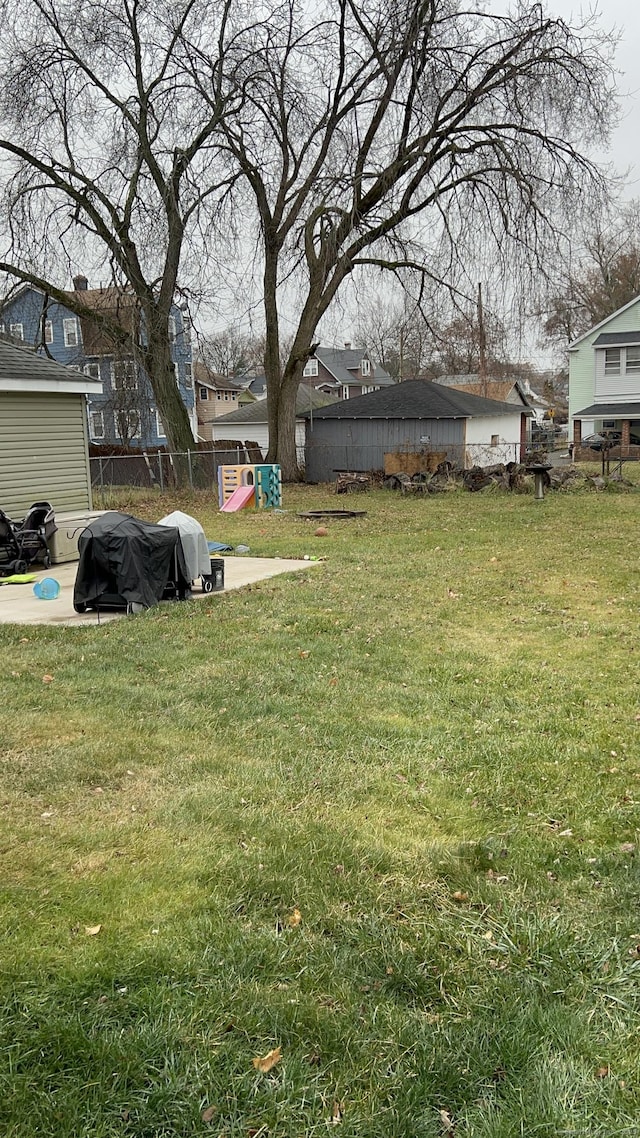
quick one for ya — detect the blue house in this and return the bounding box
[0,277,195,448]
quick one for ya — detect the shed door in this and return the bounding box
[0,392,92,516]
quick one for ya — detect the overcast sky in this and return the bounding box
[547,0,640,193]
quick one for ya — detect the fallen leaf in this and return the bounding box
[201,1104,217,1123]
[620,842,635,854]
[595,1065,610,1079]
[447,588,460,598]
[452,891,469,903]
[287,908,302,928]
[42,674,54,684]
[558,828,573,838]
[85,924,102,936]
[40,811,54,819]
[439,1107,455,1133]
[298,650,310,659]
[330,1101,344,1125]
[252,1046,282,1073]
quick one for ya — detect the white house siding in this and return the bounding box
[209,421,306,462]
[594,349,640,402]
[463,413,523,467]
[569,299,640,432]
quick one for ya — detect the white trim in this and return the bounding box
[0,376,102,394]
[303,358,319,377]
[155,410,166,437]
[63,317,80,347]
[10,323,24,340]
[44,320,53,344]
[89,409,105,439]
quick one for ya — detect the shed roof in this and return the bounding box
[301,379,530,420]
[0,337,102,395]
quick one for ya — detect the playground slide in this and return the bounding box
[220,484,255,512]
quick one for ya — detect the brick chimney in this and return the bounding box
[73,274,89,291]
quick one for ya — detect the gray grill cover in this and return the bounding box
[157,510,210,580]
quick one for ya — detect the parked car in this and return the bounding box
[582,431,640,451]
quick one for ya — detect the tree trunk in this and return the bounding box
[272,376,300,480]
[142,323,195,487]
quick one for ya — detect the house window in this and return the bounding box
[44,320,53,344]
[604,348,621,374]
[199,386,209,401]
[603,420,616,428]
[184,362,193,386]
[174,363,180,387]
[303,358,319,377]
[182,312,192,344]
[10,323,24,340]
[63,318,79,347]
[342,385,350,399]
[626,346,640,373]
[115,410,140,439]
[89,410,104,439]
[168,315,177,340]
[361,358,371,376]
[84,359,100,380]
[155,411,166,437]
[112,358,137,390]
[491,434,499,446]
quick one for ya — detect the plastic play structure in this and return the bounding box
[218,464,282,511]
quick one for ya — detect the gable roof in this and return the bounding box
[568,294,640,350]
[592,331,640,347]
[0,336,102,395]
[214,387,337,424]
[314,346,394,386]
[302,378,530,420]
[432,374,532,406]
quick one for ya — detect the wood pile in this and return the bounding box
[335,472,371,494]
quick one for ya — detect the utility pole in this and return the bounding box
[477,282,487,399]
[398,325,404,382]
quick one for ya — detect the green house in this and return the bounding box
[0,337,102,516]
[569,295,640,451]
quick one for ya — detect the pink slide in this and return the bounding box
[220,484,255,512]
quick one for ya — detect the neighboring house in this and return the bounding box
[302,344,394,400]
[194,362,251,441]
[0,336,101,515]
[0,278,195,448]
[302,379,530,482]
[432,373,548,425]
[568,295,640,452]
[211,388,337,463]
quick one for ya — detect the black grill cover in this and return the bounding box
[73,512,190,610]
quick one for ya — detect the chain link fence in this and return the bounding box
[90,435,566,496]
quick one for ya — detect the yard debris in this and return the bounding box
[330,1101,344,1124]
[287,908,302,927]
[252,1046,282,1073]
[42,674,54,684]
[438,1107,455,1133]
[619,842,635,854]
[84,924,102,936]
[451,890,469,903]
[201,1105,217,1123]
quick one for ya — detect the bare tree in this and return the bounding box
[543,200,640,346]
[187,0,615,478]
[0,0,240,469]
[198,326,263,378]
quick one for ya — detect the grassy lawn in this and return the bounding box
[1,480,639,1136]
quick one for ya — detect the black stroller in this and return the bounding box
[0,502,56,575]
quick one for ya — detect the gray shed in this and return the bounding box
[303,379,529,482]
[0,338,102,516]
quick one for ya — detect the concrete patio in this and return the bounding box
[0,556,320,627]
